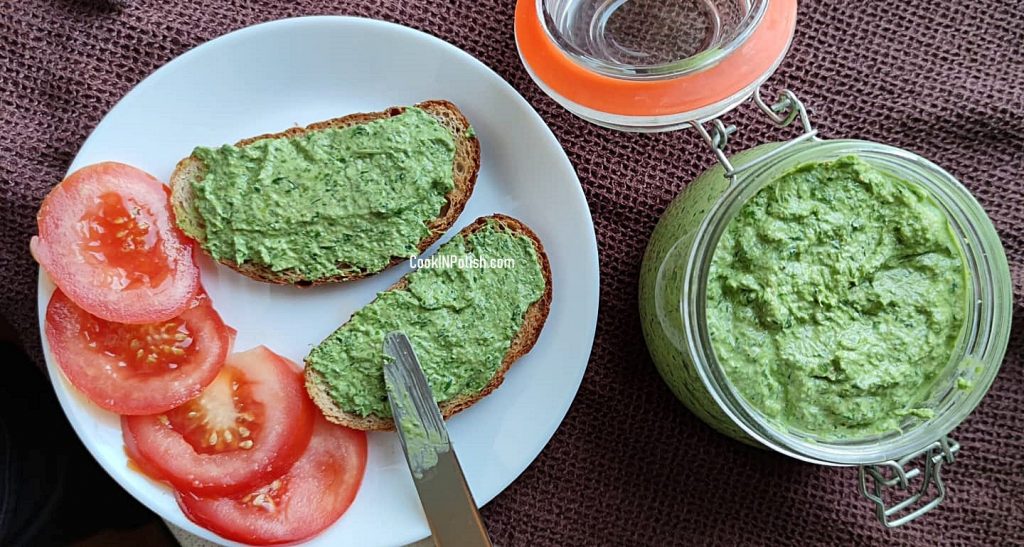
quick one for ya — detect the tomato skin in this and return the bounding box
[31,162,199,324]
[123,419,167,480]
[123,347,316,496]
[46,289,232,415]
[177,416,367,545]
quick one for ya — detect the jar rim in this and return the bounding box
[681,139,1013,465]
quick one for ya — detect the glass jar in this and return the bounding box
[638,121,1012,524]
[516,0,1013,527]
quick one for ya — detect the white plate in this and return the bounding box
[35,16,598,547]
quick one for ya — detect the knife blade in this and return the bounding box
[383,331,492,547]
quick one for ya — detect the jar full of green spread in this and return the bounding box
[516,0,1013,527]
[637,97,1012,525]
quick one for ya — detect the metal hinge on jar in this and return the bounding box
[858,437,961,528]
[690,87,818,182]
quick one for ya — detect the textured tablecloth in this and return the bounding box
[2,0,1022,544]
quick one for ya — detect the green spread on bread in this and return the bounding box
[306,220,546,418]
[187,107,456,280]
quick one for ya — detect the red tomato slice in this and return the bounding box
[123,346,316,496]
[178,416,367,545]
[31,162,199,324]
[123,416,167,480]
[46,288,233,415]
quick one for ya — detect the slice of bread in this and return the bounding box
[169,100,480,286]
[304,214,553,431]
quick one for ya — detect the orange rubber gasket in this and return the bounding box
[515,0,798,117]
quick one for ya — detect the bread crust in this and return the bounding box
[169,100,480,286]
[304,214,553,431]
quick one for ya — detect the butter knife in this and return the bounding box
[383,332,493,547]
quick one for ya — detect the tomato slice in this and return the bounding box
[177,416,367,545]
[123,416,167,480]
[45,289,232,415]
[122,346,316,496]
[31,162,199,324]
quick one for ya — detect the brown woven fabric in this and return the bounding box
[2,0,1022,544]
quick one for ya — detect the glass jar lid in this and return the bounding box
[515,0,798,130]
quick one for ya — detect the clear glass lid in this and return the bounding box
[515,0,797,127]
[541,0,769,79]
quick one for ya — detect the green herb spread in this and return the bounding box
[707,156,968,438]
[189,107,456,280]
[306,220,546,417]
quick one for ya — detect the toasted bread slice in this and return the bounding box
[304,214,553,431]
[170,100,480,286]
